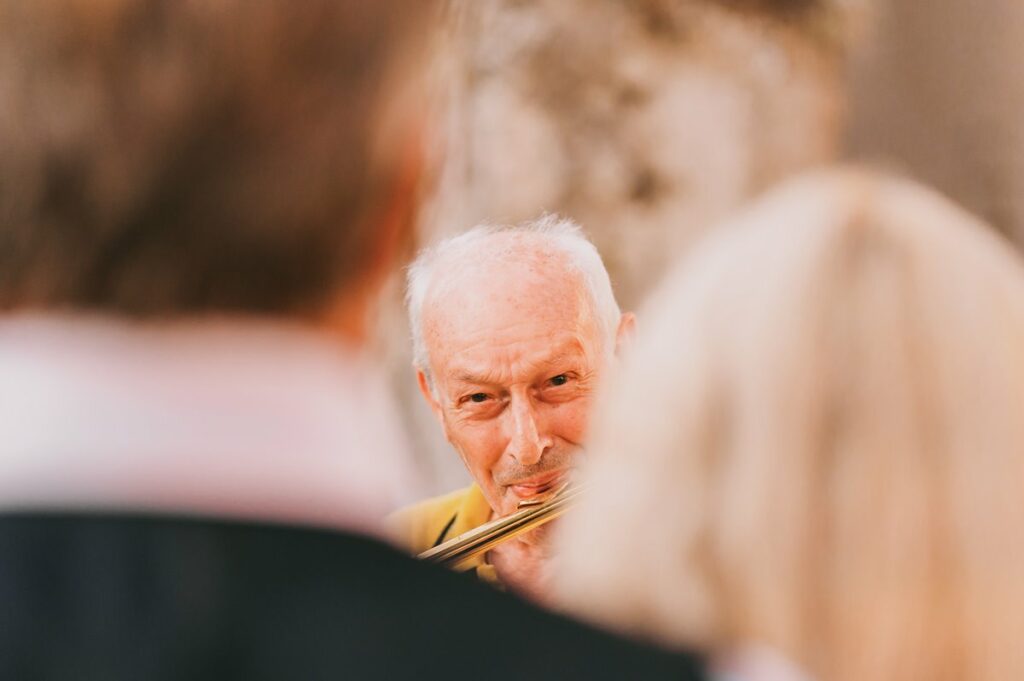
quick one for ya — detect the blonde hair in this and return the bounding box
[555,168,1024,681]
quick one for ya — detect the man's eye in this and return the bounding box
[549,374,569,387]
[469,393,489,403]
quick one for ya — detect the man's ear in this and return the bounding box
[362,126,425,293]
[416,368,446,427]
[321,127,424,346]
[614,312,637,357]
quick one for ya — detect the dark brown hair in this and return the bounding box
[0,0,430,317]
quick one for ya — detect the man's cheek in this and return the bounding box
[455,438,500,479]
[559,403,591,442]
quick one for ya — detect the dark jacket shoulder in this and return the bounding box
[0,513,706,681]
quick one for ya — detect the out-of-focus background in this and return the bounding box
[380,0,1024,497]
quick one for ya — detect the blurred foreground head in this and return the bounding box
[0,0,436,527]
[0,0,431,335]
[556,168,1024,681]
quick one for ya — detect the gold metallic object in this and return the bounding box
[418,482,582,570]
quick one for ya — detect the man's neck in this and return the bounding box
[0,312,417,534]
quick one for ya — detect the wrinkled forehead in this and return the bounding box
[422,252,598,358]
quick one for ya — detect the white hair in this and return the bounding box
[406,215,622,375]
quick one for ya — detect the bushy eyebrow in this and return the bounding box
[453,371,500,386]
[450,348,586,387]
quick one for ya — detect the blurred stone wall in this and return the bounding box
[424,0,853,310]
[388,0,862,497]
[388,0,1024,499]
[844,0,1024,243]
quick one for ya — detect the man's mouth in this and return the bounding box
[507,470,568,499]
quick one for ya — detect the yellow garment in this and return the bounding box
[387,483,501,585]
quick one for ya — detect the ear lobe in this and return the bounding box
[416,368,445,424]
[615,311,637,357]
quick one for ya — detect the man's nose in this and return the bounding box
[506,396,551,466]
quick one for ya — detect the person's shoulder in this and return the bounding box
[0,512,708,680]
[386,484,482,554]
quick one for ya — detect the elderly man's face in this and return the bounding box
[418,260,617,525]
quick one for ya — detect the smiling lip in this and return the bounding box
[508,470,567,499]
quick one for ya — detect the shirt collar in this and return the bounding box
[0,312,417,538]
